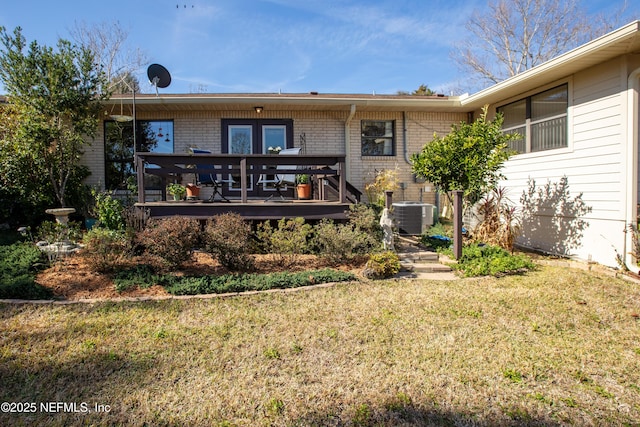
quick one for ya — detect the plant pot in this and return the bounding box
[85,218,97,230]
[172,194,182,201]
[296,183,311,200]
[186,184,200,199]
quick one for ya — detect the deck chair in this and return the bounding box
[258,147,301,201]
[189,148,234,202]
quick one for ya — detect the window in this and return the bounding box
[104,119,174,190]
[497,84,568,154]
[361,120,395,156]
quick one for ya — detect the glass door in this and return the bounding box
[221,119,293,198]
[228,125,253,191]
[261,126,287,192]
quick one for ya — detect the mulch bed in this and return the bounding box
[36,251,363,301]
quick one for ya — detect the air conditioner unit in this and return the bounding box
[392,202,434,235]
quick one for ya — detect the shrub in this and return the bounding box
[448,243,535,277]
[203,213,255,271]
[257,217,312,266]
[0,242,52,299]
[82,228,133,273]
[36,220,83,244]
[364,168,399,207]
[138,216,200,269]
[347,204,383,251]
[163,268,356,296]
[313,219,371,265]
[113,264,163,292]
[472,187,520,251]
[363,251,401,279]
[93,190,125,231]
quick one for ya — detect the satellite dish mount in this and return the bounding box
[147,63,171,96]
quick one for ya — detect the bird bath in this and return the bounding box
[45,208,76,225]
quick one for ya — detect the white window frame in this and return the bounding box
[498,82,571,156]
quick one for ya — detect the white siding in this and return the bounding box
[498,58,628,267]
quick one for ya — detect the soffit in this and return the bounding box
[106,93,464,113]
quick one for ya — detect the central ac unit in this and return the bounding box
[392,202,434,235]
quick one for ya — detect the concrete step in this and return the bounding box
[399,251,439,262]
[400,261,452,273]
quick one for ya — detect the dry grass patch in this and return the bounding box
[1,266,639,426]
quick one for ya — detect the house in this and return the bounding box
[84,21,640,269]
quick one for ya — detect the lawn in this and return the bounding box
[1,265,639,426]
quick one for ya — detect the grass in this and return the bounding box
[1,265,639,426]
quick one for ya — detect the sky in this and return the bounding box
[0,0,637,96]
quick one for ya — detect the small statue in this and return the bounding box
[379,208,394,250]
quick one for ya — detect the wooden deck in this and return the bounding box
[134,152,360,221]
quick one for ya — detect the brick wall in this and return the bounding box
[87,108,465,204]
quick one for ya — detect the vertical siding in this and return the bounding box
[497,58,627,266]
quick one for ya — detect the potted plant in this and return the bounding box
[167,183,186,201]
[296,174,311,199]
[186,183,200,200]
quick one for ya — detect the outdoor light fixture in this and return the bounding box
[254,106,263,114]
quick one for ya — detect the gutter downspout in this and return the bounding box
[402,112,410,165]
[345,104,356,181]
[624,66,640,273]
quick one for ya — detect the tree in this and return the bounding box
[397,84,436,96]
[0,26,109,208]
[452,0,634,88]
[411,106,517,205]
[69,21,147,94]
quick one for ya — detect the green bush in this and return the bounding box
[257,217,312,266]
[36,220,83,244]
[448,244,535,277]
[111,266,355,295]
[363,251,401,279]
[94,190,125,231]
[347,204,383,248]
[203,213,255,271]
[313,219,372,265]
[0,242,52,299]
[163,268,356,296]
[113,264,164,292]
[138,216,200,269]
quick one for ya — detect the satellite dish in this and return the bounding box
[147,63,171,95]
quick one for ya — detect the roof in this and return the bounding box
[108,92,461,113]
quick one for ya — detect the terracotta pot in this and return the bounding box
[296,183,311,200]
[186,184,200,199]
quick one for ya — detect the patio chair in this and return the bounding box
[258,147,301,201]
[189,148,234,202]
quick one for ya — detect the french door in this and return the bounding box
[222,119,293,197]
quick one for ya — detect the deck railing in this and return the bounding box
[134,152,348,204]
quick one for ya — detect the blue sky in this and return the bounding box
[0,0,636,95]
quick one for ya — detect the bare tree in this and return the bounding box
[452,0,635,89]
[69,21,147,93]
